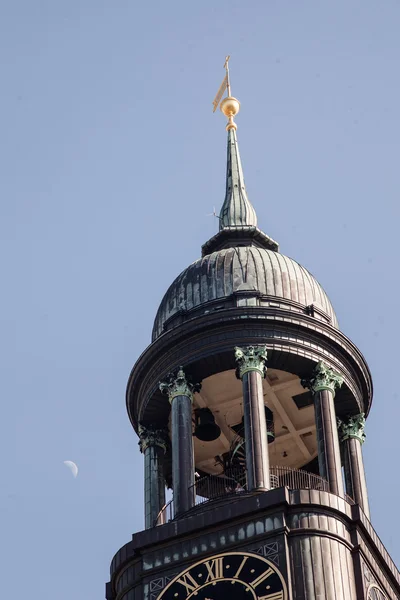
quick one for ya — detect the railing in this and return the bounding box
[155,499,174,526]
[192,466,329,509]
[154,465,330,526]
[271,466,330,493]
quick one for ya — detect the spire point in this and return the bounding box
[201,56,279,256]
[212,55,240,130]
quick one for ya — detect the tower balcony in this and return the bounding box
[155,465,354,526]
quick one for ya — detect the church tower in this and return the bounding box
[106,61,400,600]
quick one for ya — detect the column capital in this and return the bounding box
[159,367,201,403]
[235,345,268,379]
[337,413,366,444]
[138,424,169,453]
[302,361,343,396]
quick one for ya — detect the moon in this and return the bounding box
[63,460,78,478]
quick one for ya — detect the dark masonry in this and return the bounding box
[106,67,399,600]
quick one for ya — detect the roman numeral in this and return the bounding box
[233,556,248,579]
[251,567,274,588]
[204,557,224,582]
[176,572,199,595]
[258,592,284,600]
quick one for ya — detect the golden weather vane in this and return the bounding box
[212,55,240,131]
[223,54,231,96]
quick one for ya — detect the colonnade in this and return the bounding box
[139,350,369,528]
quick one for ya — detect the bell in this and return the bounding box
[194,408,221,442]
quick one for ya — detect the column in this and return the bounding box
[338,414,370,518]
[159,367,200,516]
[302,361,344,497]
[138,424,168,529]
[235,345,270,491]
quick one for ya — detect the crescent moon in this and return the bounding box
[63,460,78,478]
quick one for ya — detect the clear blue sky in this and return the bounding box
[2,2,400,599]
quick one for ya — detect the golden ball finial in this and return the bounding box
[220,96,240,131]
[220,96,240,118]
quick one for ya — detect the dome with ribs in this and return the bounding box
[152,246,337,340]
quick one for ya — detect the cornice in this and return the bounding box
[126,306,373,431]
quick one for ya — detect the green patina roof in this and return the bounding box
[219,128,258,229]
[202,129,279,256]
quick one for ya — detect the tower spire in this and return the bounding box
[212,55,257,229]
[202,57,278,256]
[219,127,257,229]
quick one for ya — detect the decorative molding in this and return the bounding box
[253,541,280,566]
[302,361,343,397]
[149,571,180,600]
[363,560,373,586]
[138,424,169,453]
[159,367,201,403]
[235,345,268,379]
[337,413,366,444]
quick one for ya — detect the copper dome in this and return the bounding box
[152,246,337,340]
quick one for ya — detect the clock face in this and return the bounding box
[367,584,387,600]
[156,551,287,600]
